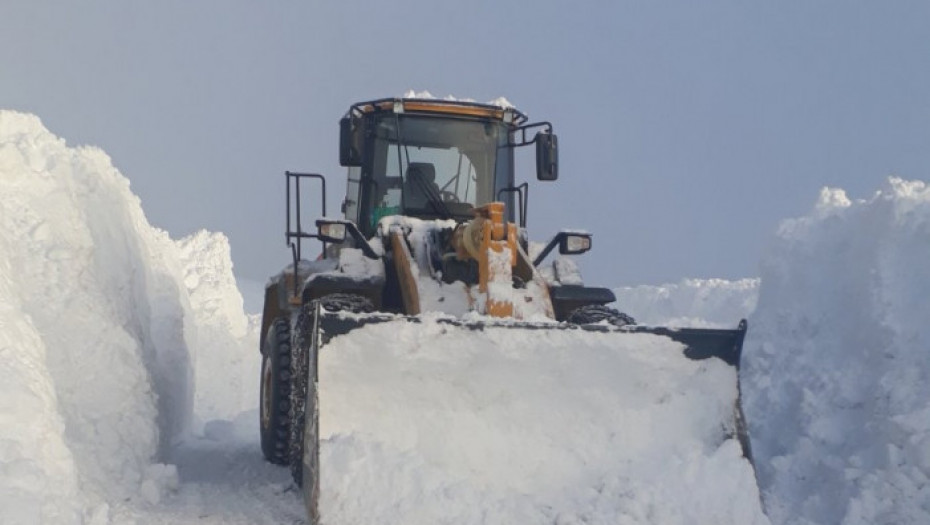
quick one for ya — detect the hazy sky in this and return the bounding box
[2,2,928,287]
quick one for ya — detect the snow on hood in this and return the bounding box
[0,111,257,522]
[743,177,930,524]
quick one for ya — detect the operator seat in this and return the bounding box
[403,162,438,211]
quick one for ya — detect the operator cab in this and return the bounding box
[339,98,555,238]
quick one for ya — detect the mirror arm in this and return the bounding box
[533,233,564,267]
[496,183,529,227]
[314,219,379,260]
[510,121,554,148]
[347,222,380,259]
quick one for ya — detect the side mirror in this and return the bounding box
[532,231,591,266]
[315,219,380,259]
[316,220,347,243]
[558,232,591,256]
[535,132,558,181]
[339,117,364,167]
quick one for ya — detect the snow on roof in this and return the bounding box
[402,89,516,110]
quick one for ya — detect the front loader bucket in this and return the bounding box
[296,308,757,524]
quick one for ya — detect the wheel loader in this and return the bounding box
[258,97,752,523]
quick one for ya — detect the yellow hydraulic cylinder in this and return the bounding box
[473,202,517,318]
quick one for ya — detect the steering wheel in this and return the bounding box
[440,190,460,203]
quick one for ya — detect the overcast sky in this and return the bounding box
[2,1,928,287]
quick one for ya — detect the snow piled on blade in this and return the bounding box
[319,317,767,524]
[0,111,258,522]
[614,278,759,327]
[744,178,930,525]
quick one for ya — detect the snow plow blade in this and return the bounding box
[295,307,752,524]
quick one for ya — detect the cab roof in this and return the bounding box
[347,97,528,126]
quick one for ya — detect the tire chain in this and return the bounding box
[567,304,636,327]
[287,294,375,487]
[263,319,292,465]
[318,293,375,314]
[288,303,314,486]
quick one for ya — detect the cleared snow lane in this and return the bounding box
[112,412,305,524]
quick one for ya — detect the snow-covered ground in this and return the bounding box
[1,111,928,524]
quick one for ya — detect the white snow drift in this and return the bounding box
[0,111,257,524]
[614,278,759,328]
[744,178,930,525]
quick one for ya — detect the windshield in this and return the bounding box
[368,115,513,224]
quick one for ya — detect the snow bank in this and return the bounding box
[319,316,768,524]
[0,111,257,522]
[614,278,759,327]
[0,257,83,524]
[178,231,260,428]
[744,178,930,524]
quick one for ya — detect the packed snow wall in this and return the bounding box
[743,178,930,525]
[0,111,257,523]
[177,231,261,430]
[614,278,759,328]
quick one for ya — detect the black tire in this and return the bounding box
[316,292,375,314]
[288,293,375,488]
[288,303,314,487]
[567,304,636,327]
[260,318,291,465]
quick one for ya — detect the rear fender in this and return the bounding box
[300,273,384,310]
[549,285,617,321]
[259,274,295,352]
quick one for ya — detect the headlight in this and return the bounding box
[564,235,590,252]
[318,222,347,242]
[559,232,592,255]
